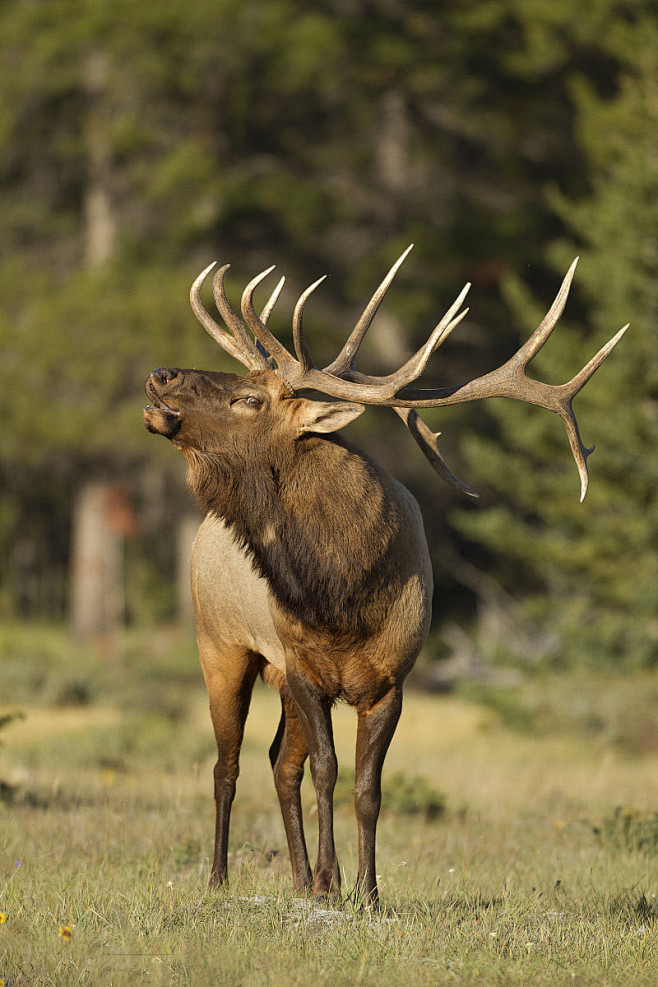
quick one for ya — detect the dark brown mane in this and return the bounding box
[186,433,404,636]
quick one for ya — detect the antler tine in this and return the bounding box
[252,275,285,369]
[396,295,470,383]
[240,268,299,373]
[190,263,252,369]
[260,275,286,326]
[554,323,629,502]
[324,243,414,375]
[340,284,471,396]
[512,258,579,371]
[212,265,270,370]
[565,323,629,399]
[557,404,595,504]
[394,408,479,498]
[292,276,327,373]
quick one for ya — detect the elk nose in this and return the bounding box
[153,367,179,385]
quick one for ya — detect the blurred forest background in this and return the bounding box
[1,0,656,676]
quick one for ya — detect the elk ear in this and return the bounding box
[294,398,365,436]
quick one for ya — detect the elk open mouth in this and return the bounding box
[143,374,182,437]
[144,376,181,418]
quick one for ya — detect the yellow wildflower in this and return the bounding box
[58,924,73,941]
[0,912,5,924]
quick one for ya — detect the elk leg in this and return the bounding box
[269,692,312,890]
[354,686,403,905]
[285,667,340,896]
[202,644,261,888]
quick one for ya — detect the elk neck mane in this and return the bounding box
[185,433,405,637]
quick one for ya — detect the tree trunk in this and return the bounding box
[83,48,116,269]
[70,481,125,640]
[69,51,123,641]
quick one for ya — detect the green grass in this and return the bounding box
[2,624,658,985]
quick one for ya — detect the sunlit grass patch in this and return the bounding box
[3,625,658,984]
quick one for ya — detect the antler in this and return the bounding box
[190,262,283,371]
[190,249,628,501]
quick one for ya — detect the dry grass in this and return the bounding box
[1,627,658,985]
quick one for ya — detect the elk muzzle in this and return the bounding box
[143,368,183,438]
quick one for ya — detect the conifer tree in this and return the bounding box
[455,23,658,667]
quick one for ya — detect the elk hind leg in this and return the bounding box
[354,685,403,905]
[202,643,261,888]
[268,690,312,891]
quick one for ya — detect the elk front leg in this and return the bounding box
[354,686,403,905]
[269,691,312,891]
[201,644,261,888]
[285,666,340,896]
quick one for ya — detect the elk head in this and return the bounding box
[144,367,364,461]
[145,247,627,500]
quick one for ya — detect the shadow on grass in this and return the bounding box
[609,890,658,925]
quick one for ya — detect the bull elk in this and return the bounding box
[143,246,626,904]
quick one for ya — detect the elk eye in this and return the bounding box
[233,395,262,409]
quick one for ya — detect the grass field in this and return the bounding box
[1,623,658,985]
